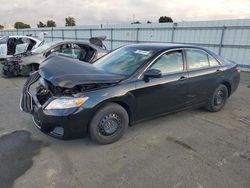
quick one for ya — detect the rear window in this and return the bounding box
[208,55,220,67]
[186,49,209,70]
[150,50,184,74]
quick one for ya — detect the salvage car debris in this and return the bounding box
[2,36,108,77]
[0,33,46,60]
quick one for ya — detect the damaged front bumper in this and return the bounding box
[20,72,93,139]
[2,59,22,77]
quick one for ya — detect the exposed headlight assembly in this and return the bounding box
[45,97,88,110]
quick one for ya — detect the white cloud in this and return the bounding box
[0,0,250,27]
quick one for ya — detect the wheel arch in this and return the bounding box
[221,81,232,97]
[90,99,134,128]
[111,100,133,126]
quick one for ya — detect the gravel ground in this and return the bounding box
[0,72,250,188]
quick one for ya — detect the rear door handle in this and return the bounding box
[216,69,221,72]
[179,76,186,81]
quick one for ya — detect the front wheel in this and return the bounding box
[2,61,21,77]
[206,84,228,112]
[89,103,129,145]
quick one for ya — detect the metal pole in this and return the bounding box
[110,28,113,50]
[42,28,44,37]
[62,29,64,40]
[171,25,176,43]
[219,26,226,55]
[136,28,139,43]
[51,27,54,41]
[75,28,77,40]
[90,29,92,38]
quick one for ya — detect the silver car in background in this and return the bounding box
[2,37,108,77]
[0,33,46,59]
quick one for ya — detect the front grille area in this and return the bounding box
[20,71,40,113]
[36,85,52,105]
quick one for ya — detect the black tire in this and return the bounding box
[89,103,129,145]
[206,84,228,112]
[2,61,20,77]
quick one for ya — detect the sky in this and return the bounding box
[0,0,250,27]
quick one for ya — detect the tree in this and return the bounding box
[65,16,76,26]
[46,20,56,27]
[158,16,173,23]
[37,21,46,28]
[0,24,3,30]
[131,21,141,24]
[14,22,31,29]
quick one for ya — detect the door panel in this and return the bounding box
[134,72,189,120]
[187,68,220,104]
[185,49,225,105]
[133,72,189,121]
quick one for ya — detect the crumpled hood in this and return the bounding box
[39,55,124,88]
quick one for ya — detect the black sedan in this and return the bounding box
[20,44,240,144]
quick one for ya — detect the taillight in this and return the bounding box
[236,66,240,73]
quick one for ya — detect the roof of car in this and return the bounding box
[7,35,41,42]
[125,43,208,51]
[48,40,106,50]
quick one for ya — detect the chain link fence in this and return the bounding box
[1,20,250,71]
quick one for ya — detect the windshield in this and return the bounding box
[93,46,156,76]
[31,41,58,54]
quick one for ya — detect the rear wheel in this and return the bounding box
[206,84,228,112]
[89,103,129,144]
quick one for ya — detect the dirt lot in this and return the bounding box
[0,72,250,188]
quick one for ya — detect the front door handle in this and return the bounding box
[179,76,186,81]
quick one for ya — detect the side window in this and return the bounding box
[60,44,72,54]
[208,55,220,67]
[150,50,184,74]
[186,49,209,70]
[55,43,83,59]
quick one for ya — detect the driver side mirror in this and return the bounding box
[144,69,162,79]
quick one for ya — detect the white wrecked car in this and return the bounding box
[2,36,108,77]
[0,33,45,59]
